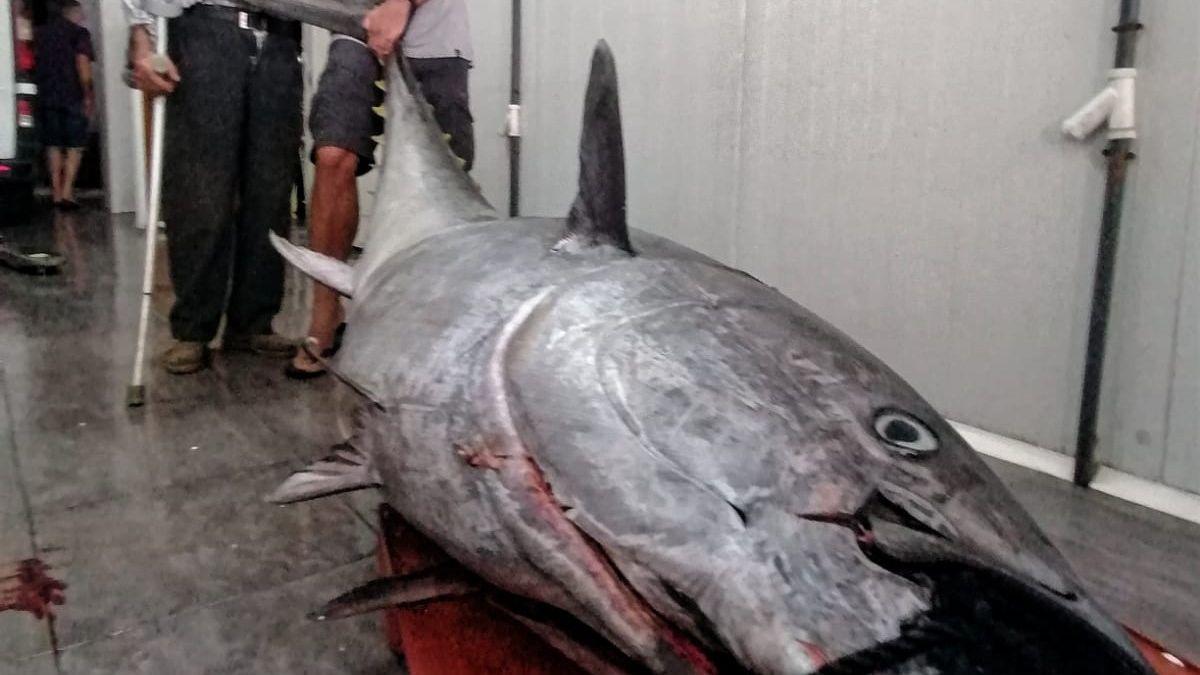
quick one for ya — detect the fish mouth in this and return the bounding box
[800,489,1153,674]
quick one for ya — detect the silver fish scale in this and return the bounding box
[504,250,932,665]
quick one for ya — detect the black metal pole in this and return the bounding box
[295,155,308,226]
[508,0,522,218]
[1073,0,1142,487]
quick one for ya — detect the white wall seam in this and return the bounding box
[728,0,752,268]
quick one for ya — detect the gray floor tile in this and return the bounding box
[0,653,59,675]
[0,612,56,667]
[987,456,1200,663]
[1,362,52,666]
[35,464,376,649]
[55,558,397,675]
[13,402,297,517]
[0,454,33,555]
[1,370,32,535]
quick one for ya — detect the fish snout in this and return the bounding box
[802,485,1152,674]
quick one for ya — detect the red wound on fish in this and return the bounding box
[798,640,829,667]
[0,558,67,619]
[455,439,510,470]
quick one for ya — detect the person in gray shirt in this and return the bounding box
[125,0,304,374]
[287,0,474,379]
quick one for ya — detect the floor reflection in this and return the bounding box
[1,204,391,674]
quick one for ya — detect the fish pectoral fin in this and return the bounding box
[267,443,381,505]
[269,231,355,298]
[556,41,633,256]
[310,568,479,621]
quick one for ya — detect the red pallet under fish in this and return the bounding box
[374,505,1194,675]
[375,505,585,675]
[1131,629,1200,675]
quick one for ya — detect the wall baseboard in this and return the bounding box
[953,422,1200,527]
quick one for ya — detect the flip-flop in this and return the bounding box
[0,237,65,275]
[284,323,346,381]
[284,355,329,380]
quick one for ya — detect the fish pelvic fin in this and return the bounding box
[269,232,354,298]
[309,568,478,621]
[556,41,633,256]
[267,442,381,505]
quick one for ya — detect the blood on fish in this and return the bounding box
[465,420,716,673]
[0,558,67,620]
[454,439,509,470]
[798,640,829,668]
[506,450,717,674]
[479,289,717,673]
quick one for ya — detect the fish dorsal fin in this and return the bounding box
[269,232,355,298]
[556,41,633,256]
[355,57,498,291]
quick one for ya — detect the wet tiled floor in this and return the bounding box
[1,207,394,674]
[1,207,1198,673]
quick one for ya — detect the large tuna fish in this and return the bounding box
[256,7,1152,673]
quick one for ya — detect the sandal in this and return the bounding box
[284,323,346,380]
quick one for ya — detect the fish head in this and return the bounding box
[496,259,1155,673]
[784,339,1152,674]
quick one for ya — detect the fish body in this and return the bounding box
[253,2,1154,670]
[328,211,1148,674]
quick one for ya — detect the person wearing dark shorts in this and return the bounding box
[34,0,95,209]
[288,0,474,379]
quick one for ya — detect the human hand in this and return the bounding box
[363,0,412,61]
[129,27,179,96]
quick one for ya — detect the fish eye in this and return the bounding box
[873,411,939,455]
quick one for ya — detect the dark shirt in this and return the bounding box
[34,18,95,110]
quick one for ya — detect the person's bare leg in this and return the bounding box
[61,148,84,203]
[46,148,64,203]
[292,145,360,373]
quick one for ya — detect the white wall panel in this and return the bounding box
[1164,129,1200,493]
[92,0,138,214]
[507,1,1114,454]
[0,0,15,161]
[463,0,510,210]
[733,1,1113,452]
[1098,0,1200,484]
[519,0,747,261]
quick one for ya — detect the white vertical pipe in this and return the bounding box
[1106,67,1137,140]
